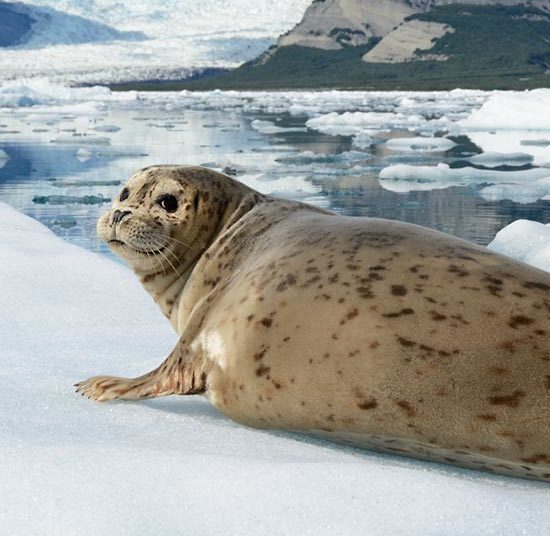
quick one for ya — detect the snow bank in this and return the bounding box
[488,220,550,273]
[460,89,550,130]
[2,203,550,535]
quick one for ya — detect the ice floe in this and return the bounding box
[250,119,306,134]
[378,163,550,193]
[459,89,550,131]
[488,219,550,273]
[93,124,121,133]
[275,150,370,165]
[32,194,111,205]
[385,137,456,153]
[307,111,434,136]
[466,152,534,167]
[52,134,111,145]
[480,177,550,204]
[0,78,119,107]
[521,139,550,147]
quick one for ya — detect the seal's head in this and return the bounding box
[97,165,249,276]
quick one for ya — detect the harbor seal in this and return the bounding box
[76,165,550,482]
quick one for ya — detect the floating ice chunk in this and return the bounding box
[306,111,451,136]
[200,159,251,175]
[95,149,148,159]
[488,220,550,273]
[352,132,374,149]
[467,152,534,167]
[51,179,121,188]
[32,194,111,205]
[251,119,306,134]
[0,149,8,160]
[378,163,550,192]
[275,150,370,165]
[93,124,121,133]
[480,177,550,204]
[52,134,110,145]
[51,216,77,229]
[75,148,93,161]
[521,139,550,147]
[385,137,456,153]
[460,89,550,130]
[0,78,113,107]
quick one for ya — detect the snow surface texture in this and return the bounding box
[0,0,312,84]
[488,220,550,273]
[2,204,550,535]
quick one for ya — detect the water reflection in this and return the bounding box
[0,101,548,263]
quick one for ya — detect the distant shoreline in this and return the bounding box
[108,73,550,92]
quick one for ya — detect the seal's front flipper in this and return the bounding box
[75,371,162,402]
[75,345,208,402]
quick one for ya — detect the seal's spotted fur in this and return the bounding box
[77,165,550,482]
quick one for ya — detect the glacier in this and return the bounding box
[0,0,312,84]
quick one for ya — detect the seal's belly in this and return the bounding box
[200,215,550,480]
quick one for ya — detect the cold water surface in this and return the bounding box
[0,91,548,261]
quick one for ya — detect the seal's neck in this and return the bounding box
[134,189,262,329]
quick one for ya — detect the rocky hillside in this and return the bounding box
[159,2,550,91]
[276,0,550,53]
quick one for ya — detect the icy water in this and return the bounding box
[0,88,549,262]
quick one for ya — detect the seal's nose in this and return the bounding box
[111,209,132,225]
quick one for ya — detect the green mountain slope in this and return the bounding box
[116,5,550,91]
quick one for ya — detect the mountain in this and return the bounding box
[276,0,549,51]
[0,1,145,48]
[0,0,312,84]
[169,1,550,91]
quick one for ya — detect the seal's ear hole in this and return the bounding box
[193,192,199,211]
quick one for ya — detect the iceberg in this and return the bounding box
[480,177,550,204]
[488,219,550,273]
[459,89,550,131]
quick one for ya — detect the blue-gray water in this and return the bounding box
[0,96,548,262]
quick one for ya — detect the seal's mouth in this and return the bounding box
[108,239,167,256]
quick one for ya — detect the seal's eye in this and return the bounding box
[119,187,129,202]
[158,194,178,213]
